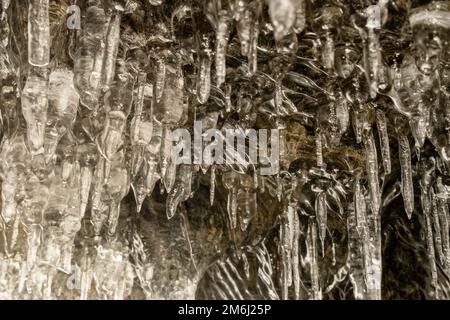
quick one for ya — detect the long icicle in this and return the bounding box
[363,128,381,217]
[307,220,321,300]
[398,133,414,219]
[376,109,391,175]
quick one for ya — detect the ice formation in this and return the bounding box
[0,0,449,300]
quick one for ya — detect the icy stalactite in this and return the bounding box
[315,191,327,255]
[73,2,110,109]
[363,129,381,217]
[28,0,49,67]
[154,59,166,104]
[167,165,192,219]
[306,220,321,300]
[279,201,296,299]
[431,191,444,265]
[418,156,439,295]
[292,208,301,299]
[376,109,391,175]
[247,16,259,75]
[197,34,212,105]
[315,128,323,168]
[215,10,230,87]
[234,0,252,57]
[436,177,450,271]
[398,133,414,219]
[365,201,382,300]
[21,69,48,156]
[237,176,257,232]
[102,8,122,89]
[348,174,368,299]
[223,171,239,230]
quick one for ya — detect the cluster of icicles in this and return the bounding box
[0,0,449,300]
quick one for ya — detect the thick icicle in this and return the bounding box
[424,200,438,297]
[197,35,212,104]
[21,69,48,156]
[102,8,122,88]
[28,0,50,67]
[348,174,369,299]
[363,129,381,216]
[215,10,230,87]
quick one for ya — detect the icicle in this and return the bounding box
[322,31,335,72]
[215,10,230,87]
[80,248,93,300]
[365,192,382,300]
[223,172,239,230]
[349,174,368,299]
[26,225,42,271]
[131,170,149,213]
[22,70,48,156]
[376,109,391,175]
[437,195,450,270]
[398,133,414,219]
[248,18,259,75]
[160,126,172,181]
[210,165,215,206]
[28,0,50,67]
[274,84,283,117]
[292,208,301,299]
[365,31,382,98]
[276,174,282,202]
[197,35,212,104]
[80,167,92,217]
[424,200,438,297]
[436,177,450,271]
[279,216,289,300]
[130,72,149,177]
[315,191,327,255]
[431,191,444,264]
[229,187,238,229]
[363,129,381,216]
[73,3,109,108]
[235,1,252,56]
[102,8,122,88]
[253,170,258,189]
[315,128,323,168]
[154,59,166,104]
[166,182,185,219]
[279,202,295,299]
[307,220,321,300]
